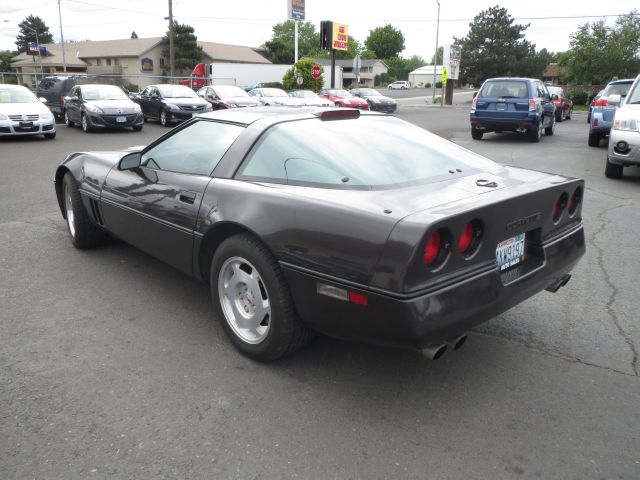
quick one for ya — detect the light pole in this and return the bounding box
[431,0,440,104]
[18,23,45,88]
[58,0,67,72]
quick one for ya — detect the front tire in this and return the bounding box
[588,133,600,147]
[64,111,74,128]
[605,157,623,178]
[43,132,56,139]
[81,113,91,133]
[159,109,169,127]
[132,125,143,132]
[545,116,555,136]
[62,172,107,248]
[210,234,314,361]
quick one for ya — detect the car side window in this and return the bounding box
[140,120,244,176]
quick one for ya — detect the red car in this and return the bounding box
[547,86,573,122]
[318,89,369,110]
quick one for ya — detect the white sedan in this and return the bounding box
[0,84,56,139]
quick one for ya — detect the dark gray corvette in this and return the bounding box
[54,107,585,361]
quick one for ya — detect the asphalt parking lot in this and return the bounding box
[1,108,639,479]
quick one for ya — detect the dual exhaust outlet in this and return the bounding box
[421,334,467,361]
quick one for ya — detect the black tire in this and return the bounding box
[43,132,56,139]
[566,107,572,120]
[210,234,314,361]
[132,125,143,132]
[471,127,483,140]
[556,114,562,123]
[81,113,91,133]
[545,116,555,136]
[159,109,169,127]
[62,172,107,249]
[529,121,542,143]
[64,111,74,128]
[588,133,600,147]
[605,157,623,178]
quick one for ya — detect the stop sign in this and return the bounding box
[311,65,322,79]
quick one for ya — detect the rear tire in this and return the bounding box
[62,172,107,248]
[605,157,623,178]
[471,127,483,140]
[588,133,600,147]
[529,122,542,142]
[210,234,314,361]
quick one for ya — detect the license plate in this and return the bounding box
[496,233,525,271]
[496,102,506,111]
[116,116,126,123]
[19,121,33,128]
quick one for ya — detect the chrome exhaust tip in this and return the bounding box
[446,334,467,351]
[421,344,447,361]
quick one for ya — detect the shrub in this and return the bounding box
[567,90,589,105]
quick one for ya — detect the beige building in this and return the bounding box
[313,58,388,88]
[11,37,270,90]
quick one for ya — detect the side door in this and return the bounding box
[65,86,82,122]
[138,87,155,118]
[100,119,245,275]
[537,82,555,127]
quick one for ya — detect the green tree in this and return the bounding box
[161,23,204,74]
[282,57,324,91]
[262,21,321,64]
[385,55,426,82]
[365,24,405,59]
[454,6,539,86]
[563,11,640,84]
[15,15,54,53]
[1,50,16,72]
[430,46,443,65]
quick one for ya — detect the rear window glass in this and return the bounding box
[237,116,495,189]
[479,81,529,99]
[604,82,632,97]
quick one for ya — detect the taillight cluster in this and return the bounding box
[528,99,538,112]
[552,187,582,224]
[594,98,608,107]
[423,220,483,269]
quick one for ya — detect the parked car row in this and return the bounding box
[605,74,640,179]
[0,84,57,139]
[588,78,634,147]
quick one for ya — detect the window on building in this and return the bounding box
[159,58,165,66]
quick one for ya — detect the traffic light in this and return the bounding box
[320,21,333,50]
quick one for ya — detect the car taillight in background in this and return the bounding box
[567,187,582,217]
[552,192,569,223]
[529,99,538,111]
[471,96,478,110]
[594,98,608,107]
[458,220,483,258]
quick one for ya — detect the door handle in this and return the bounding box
[179,191,197,204]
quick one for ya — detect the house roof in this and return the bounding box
[11,37,270,67]
[543,63,564,78]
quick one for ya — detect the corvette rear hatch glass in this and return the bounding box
[238,116,500,189]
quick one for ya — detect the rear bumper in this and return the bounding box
[283,224,585,351]
[470,113,540,132]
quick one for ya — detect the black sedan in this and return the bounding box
[54,108,585,361]
[351,88,397,113]
[133,84,212,126]
[63,84,144,132]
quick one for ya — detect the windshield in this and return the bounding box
[292,90,316,98]
[358,89,381,96]
[261,88,288,97]
[604,82,632,98]
[213,86,250,98]
[329,89,351,97]
[158,85,198,98]
[81,85,128,101]
[479,80,529,99]
[0,86,38,103]
[238,116,496,188]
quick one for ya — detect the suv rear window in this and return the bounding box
[479,80,529,99]
[604,82,632,98]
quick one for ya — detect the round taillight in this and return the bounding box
[552,193,568,223]
[458,223,473,253]
[424,230,441,266]
[568,187,582,216]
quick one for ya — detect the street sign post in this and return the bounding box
[352,55,361,86]
[312,64,321,92]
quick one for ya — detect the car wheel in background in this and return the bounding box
[566,107,572,121]
[64,111,74,128]
[605,157,623,178]
[43,132,56,140]
[210,234,314,361]
[62,172,107,248]
[588,133,600,147]
[81,113,91,133]
[545,116,555,136]
[159,109,169,127]
[132,125,143,132]
[529,122,542,143]
[471,127,483,140]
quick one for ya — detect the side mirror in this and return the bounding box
[118,152,141,170]
[607,94,622,106]
[39,97,48,103]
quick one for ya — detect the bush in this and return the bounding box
[568,90,589,105]
[435,81,443,89]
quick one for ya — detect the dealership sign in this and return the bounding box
[141,57,153,72]
[287,0,305,20]
[332,23,348,51]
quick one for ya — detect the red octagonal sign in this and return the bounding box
[311,65,322,79]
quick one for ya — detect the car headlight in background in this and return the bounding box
[165,103,180,111]
[132,104,142,113]
[613,117,639,132]
[41,110,54,120]
[203,103,213,111]
[85,103,104,114]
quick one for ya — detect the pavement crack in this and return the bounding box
[591,204,638,376]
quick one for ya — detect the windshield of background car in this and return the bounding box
[214,86,249,98]
[547,87,562,96]
[0,86,38,103]
[261,88,288,97]
[237,116,497,188]
[358,89,381,96]
[330,89,351,97]
[158,85,198,98]
[293,91,315,98]
[479,80,529,99]
[604,82,632,98]
[81,85,128,101]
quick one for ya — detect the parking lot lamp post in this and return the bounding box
[431,0,440,104]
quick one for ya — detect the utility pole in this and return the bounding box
[431,0,440,104]
[58,0,67,72]
[294,20,298,64]
[168,0,175,78]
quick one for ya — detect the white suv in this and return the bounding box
[387,81,410,90]
[606,73,640,178]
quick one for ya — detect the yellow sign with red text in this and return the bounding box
[332,23,348,51]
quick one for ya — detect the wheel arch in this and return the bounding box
[54,165,72,218]
[197,221,277,284]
